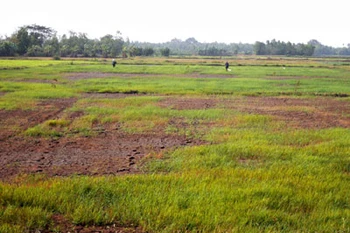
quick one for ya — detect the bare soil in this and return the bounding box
[228,96,350,129]
[44,214,143,233]
[0,98,203,181]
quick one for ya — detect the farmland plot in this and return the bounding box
[0,57,349,232]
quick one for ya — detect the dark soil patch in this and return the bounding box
[0,95,206,181]
[83,92,147,99]
[157,96,219,110]
[0,132,201,180]
[0,98,77,141]
[156,96,350,129]
[265,76,328,80]
[44,214,143,233]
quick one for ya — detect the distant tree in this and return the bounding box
[201,46,227,56]
[13,27,30,55]
[170,38,182,44]
[4,25,343,57]
[254,41,266,55]
[100,34,114,57]
[338,47,350,55]
[113,31,124,56]
[308,39,322,47]
[254,40,315,56]
[27,45,44,57]
[143,47,154,56]
[82,39,99,57]
[160,47,170,57]
[99,33,124,58]
[10,24,55,55]
[285,42,296,56]
[43,35,60,56]
[59,31,91,57]
[127,46,142,57]
[296,43,315,56]
[185,37,199,45]
[230,44,239,55]
[0,40,17,56]
[25,24,55,47]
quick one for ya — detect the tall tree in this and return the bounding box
[13,27,30,55]
[25,24,55,47]
[160,47,170,57]
[0,40,17,56]
[11,24,55,55]
[43,35,60,56]
[254,41,266,55]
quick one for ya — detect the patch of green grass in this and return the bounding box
[73,70,350,96]
[45,119,70,128]
[0,82,77,110]
[1,58,349,97]
[24,119,71,138]
[68,96,169,133]
[68,115,97,136]
[0,205,51,232]
[1,160,349,232]
[24,124,63,138]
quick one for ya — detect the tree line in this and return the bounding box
[254,39,315,56]
[308,40,350,56]
[254,39,350,56]
[1,24,349,57]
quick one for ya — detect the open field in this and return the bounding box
[0,56,349,232]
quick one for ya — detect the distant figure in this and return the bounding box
[112,59,117,67]
[225,61,229,71]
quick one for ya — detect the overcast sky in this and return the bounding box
[1,0,349,47]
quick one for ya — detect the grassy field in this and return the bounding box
[0,56,349,232]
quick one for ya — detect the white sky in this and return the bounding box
[1,0,349,47]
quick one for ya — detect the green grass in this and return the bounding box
[0,57,349,232]
[72,75,350,96]
[1,58,349,98]
[0,81,77,110]
[1,153,349,232]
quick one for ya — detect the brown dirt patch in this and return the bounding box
[265,76,328,80]
[0,98,77,141]
[45,214,143,233]
[225,96,350,129]
[157,96,219,110]
[0,132,199,180]
[0,95,205,181]
[156,96,349,129]
[82,92,147,99]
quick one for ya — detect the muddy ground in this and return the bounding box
[0,99,203,181]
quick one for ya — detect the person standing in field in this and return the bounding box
[112,59,117,67]
[225,61,229,71]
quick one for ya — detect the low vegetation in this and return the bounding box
[0,57,349,232]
